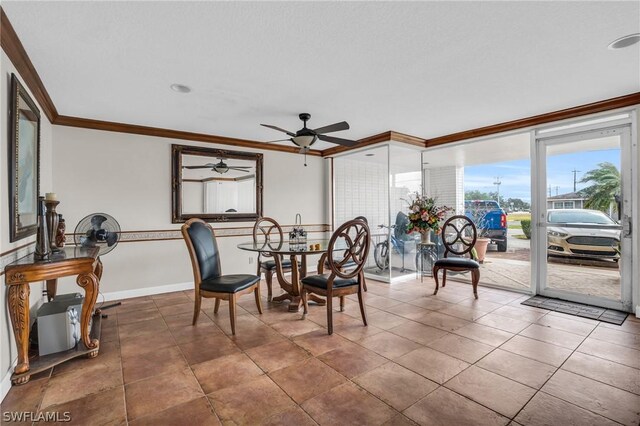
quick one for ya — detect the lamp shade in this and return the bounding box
[292,135,316,148]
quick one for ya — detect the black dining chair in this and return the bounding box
[182,218,262,334]
[301,218,371,335]
[252,217,292,301]
[432,215,481,299]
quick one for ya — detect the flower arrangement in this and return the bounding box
[405,193,452,236]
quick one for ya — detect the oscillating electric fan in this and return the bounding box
[73,213,122,312]
[74,213,120,255]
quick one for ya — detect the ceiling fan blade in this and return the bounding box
[313,121,350,135]
[183,165,215,169]
[228,166,252,169]
[318,134,359,147]
[260,124,296,137]
[263,139,292,143]
[228,167,250,173]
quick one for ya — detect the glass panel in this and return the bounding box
[389,145,422,281]
[543,134,622,301]
[333,145,391,283]
[423,132,532,292]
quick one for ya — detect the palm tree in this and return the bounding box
[579,162,620,213]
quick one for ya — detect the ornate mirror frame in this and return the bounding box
[172,144,263,223]
[9,74,41,242]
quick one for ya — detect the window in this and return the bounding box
[563,201,575,209]
[553,202,564,209]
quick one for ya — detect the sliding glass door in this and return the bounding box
[535,124,633,311]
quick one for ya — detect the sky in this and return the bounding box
[464,148,621,203]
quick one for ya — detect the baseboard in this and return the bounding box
[1,360,17,403]
[100,282,193,302]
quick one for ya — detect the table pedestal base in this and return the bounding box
[272,292,326,312]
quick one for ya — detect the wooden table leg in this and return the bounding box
[46,279,57,301]
[8,284,31,384]
[76,272,100,357]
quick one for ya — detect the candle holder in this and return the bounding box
[44,200,60,251]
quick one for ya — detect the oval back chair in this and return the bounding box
[432,215,481,299]
[301,218,370,334]
[252,217,292,301]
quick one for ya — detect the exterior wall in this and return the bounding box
[423,166,465,214]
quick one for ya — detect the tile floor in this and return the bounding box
[2,278,640,425]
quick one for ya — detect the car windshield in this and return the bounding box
[547,210,616,225]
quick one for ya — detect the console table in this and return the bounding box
[5,246,102,385]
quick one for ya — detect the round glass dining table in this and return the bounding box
[237,240,331,311]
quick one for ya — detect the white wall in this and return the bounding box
[1,50,54,393]
[51,126,329,297]
[423,166,465,214]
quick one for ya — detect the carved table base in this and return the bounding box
[272,254,326,312]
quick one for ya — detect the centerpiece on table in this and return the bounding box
[405,192,452,244]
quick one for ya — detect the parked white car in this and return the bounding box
[547,209,620,261]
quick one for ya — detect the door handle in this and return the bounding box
[622,214,632,238]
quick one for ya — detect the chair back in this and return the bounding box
[327,218,370,279]
[440,215,477,258]
[252,217,284,258]
[181,218,222,284]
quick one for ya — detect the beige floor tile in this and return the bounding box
[453,323,514,346]
[208,376,296,425]
[438,305,488,321]
[396,347,469,384]
[444,365,536,418]
[258,406,316,426]
[562,352,640,395]
[519,324,585,350]
[476,349,556,389]
[542,370,640,425]
[129,397,220,426]
[366,310,411,330]
[354,362,438,411]
[577,337,640,369]
[318,342,387,378]
[292,328,351,356]
[514,392,618,426]
[413,311,472,332]
[600,317,640,335]
[404,387,508,426]
[475,312,531,334]
[500,335,572,367]
[245,339,310,373]
[427,333,494,363]
[359,331,423,359]
[193,353,264,394]
[268,357,346,403]
[124,367,203,420]
[302,382,397,425]
[387,321,448,345]
[39,385,127,426]
[122,345,188,384]
[493,306,547,322]
[535,314,597,336]
[590,326,640,350]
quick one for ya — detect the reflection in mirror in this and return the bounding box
[172,145,263,223]
[181,155,256,214]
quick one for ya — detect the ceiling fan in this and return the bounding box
[261,113,358,154]
[183,158,251,174]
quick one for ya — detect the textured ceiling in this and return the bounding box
[3,1,639,149]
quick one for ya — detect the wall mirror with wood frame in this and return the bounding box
[172,145,263,223]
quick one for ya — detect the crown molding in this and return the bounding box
[1,8,58,122]
[55,115,323,156]
[424,92,640,148]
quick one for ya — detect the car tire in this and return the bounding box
[497,240,507,252]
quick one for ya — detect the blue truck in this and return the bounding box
[464,200,508,252]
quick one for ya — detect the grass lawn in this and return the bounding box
[508,212,531,222]
[508,223,522,229]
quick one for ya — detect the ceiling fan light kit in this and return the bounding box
[260,113,358,165]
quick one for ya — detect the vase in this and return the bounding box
[44,200,60,251]
[474,237,491,263]
[421,231,431,244]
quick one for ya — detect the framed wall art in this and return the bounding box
[9,73,41,242]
